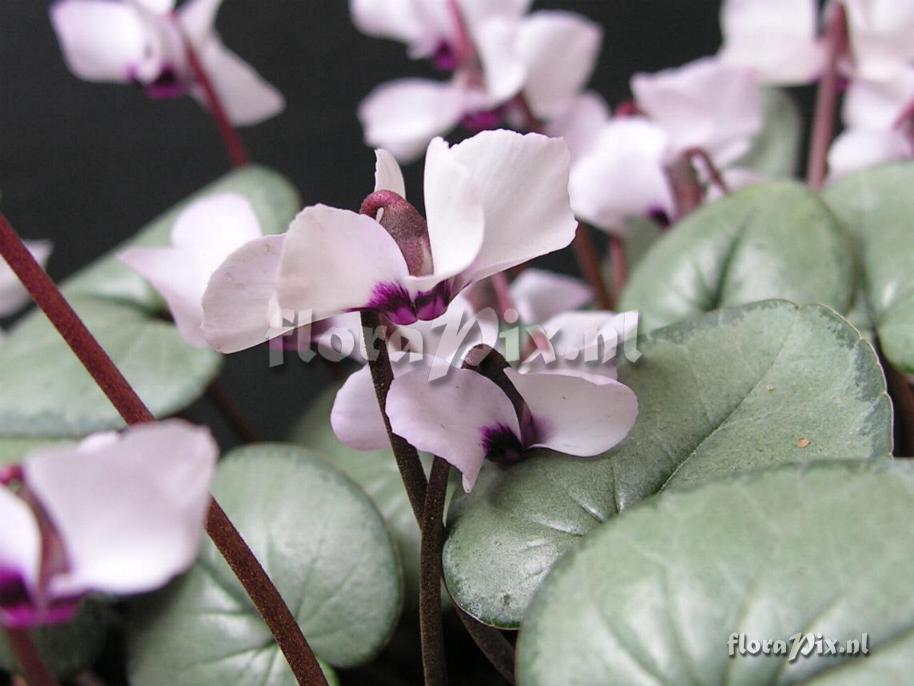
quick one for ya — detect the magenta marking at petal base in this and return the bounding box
[368,282,418,325]
[461,108,505,133]
[415,282,451,320]
[480,423,525,465]
[433,41,458,71]
[0,465,22,486]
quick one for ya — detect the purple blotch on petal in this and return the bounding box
[368,282,417,325]
[481,423,525,465]
[415,281,451,321]
[461,108,505,133]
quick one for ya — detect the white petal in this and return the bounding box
[277,205,411,320]
[24,420,217,598]
[374,149,406,197]
[387,367,520,491]
[331,365,389,451]
[177,0,221,46]
[457,0,532,30]
[827,128,912,180]
[505,369,638,456]
[843,66,914,128]
[509,268,592,325]
[50,0,151,82]
[134,0,176,13]
[845,0,914,79]
[569,117,674,234]
[0,488,41,598]
[201,234,289,353]
[544,91,611,163]
[448,130,577,285]
[632,57,762,165]
[358,79,468,163]
[719,0,825,84]
[517,11,602,120]
[192,39,284,126]
[404,292,500,371]
[422,137,485,285]
[471,18,526,105]
[0,240,52,318]
[349,0,431,53]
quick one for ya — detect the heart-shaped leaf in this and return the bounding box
[824,162,914,372]
[736,88,803,179]
[127,443,401,685]
[443,301,891,628]
[63,165,299,309]
[517,459,914,685]
[290,381,452,612]
[619,182,856,332]
[0,296,220,437]
[0,602,111,679]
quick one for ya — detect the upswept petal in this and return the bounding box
[374,149,406,197]
[842,66,914,128]
[358,78,468,162]
[331,365,389,451]
[844,0,914,79]
[349,0,431,54]
[544,91,610,163]
[719,0,825,84]
[201,234,290,353]
[447,130,577,285]
[505,369,638,456]
[177,0,222,46]
[471,18,527,105]
[517,11,602,120]
[827,128,911,179]
[277,205,412,320]
[23,420,217,598]
[568,117,674,234]
[50,0,152,82]
[632,57,762,165]
[509,268,592,325]
[0,488,41,599]
[387,366,521,491]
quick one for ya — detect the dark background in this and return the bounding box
[0,0,723,444]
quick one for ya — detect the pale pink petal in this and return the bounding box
[24,420,217,598]
[0,240,52,318]
[517,11,602,120]
[505,369,638,456]
[358,78,468,162]
[50,0,152,82]
[843,66,914,129]
[448,130,577,285]
[349,0,432,54]
[509,268,592,325]
[331,365,389,451]
[827,128,912,179]
[277,205,412,320]
[0,488,41,598]
[471,18,526,105]
[458,0,532,29]
[176,0,221,46]
[387,367,520,491]
[201,234,290,353]
[632,57,762,165]
[374,149,406,197]
[719,0,825,84]
[569,117,674,234]
[313,312,369,363]
[192,40,284,126]
[544,91,611,163]
[134,0,176,13]
[421,137,485,288]
[844,0,914,79]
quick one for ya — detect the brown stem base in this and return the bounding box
[419,458,450,686]
[4,628,60,686]
[572,222,614,310]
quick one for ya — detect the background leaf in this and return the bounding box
[443,301,891,628]
[824,162,914,372]
[735,88,803,179]
[0,297,220,437]
[619,182,856,332]
[517,460,914,686]
[127,444,401,685]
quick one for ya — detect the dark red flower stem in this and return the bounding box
[876,339,914,457]
[359,309,429,520]
[807,4,848,190]
[684,147,730,196]
[0,214,326,686]
[419,457,450,686]
[573,222,614,310]
[175,19,249,169]
[608,234,627,305]
[4,628,60,686]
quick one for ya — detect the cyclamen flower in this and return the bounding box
[0,420,217,628]
[718,0,825,84]
[120,193,264,348]
[50,0,283,125]
[566,58,762,234]
[387,342,638,491]
[353,0,602,161]
[202,130,578,351]
[0,241,52,319]
[505,268,592,326]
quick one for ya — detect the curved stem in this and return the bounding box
[419,458,450,686]
[608,234,627,305]
[572,222,614,310]
[807,4,848,189]
[174,18,249,168]
[360,310,429,520]
[4,628,60,686]
[0,214,326,686]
